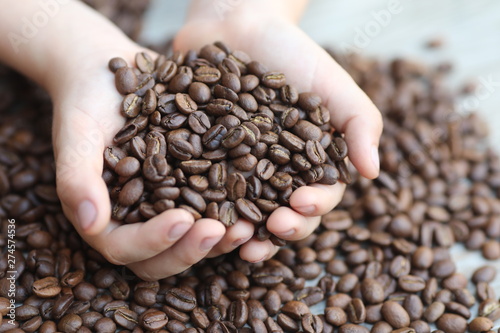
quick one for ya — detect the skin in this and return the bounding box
[0,0,382,280]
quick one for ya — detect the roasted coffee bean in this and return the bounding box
[115,67,139,94]
[436,313,467,333]
[269,172,292,191]
[305,140,326,165]
[226,173,247,201]
[235,198,262,223]
[203,124,228,150]
[181,187,207,213]
[32,277,61,298]
[165,288,197,312]
[279,130,306,153]
[109,57,127,73]
[381,301,410,329]
[346,298,366,324]
[194,66,222,84]
[232,154,258,171]
[221,126,246,149]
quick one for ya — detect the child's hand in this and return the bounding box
[174,0,383,263]
[0,1,250,280]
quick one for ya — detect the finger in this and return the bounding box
[266,207,322,241]
[54,109,119,236]
[86,209,195,265]
[239,238,278,263]
[289,182,346,216]
[311,48,383,179]
[127,219,226,281]
[207,219,254,258]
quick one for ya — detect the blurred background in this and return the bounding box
[140,0,500,146]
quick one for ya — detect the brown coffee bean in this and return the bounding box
[57,313,83,333]
[32,277,61,298]
[269,172,292,191]
[165,288,197,312]
[232,154,258,171]
[221,126,246,149]
[180,187,207,213]
[194,66,221,84]
[346,298,366,324]
[115,67,138,94]
[135,52,154,74]
[360,278,384,304]
[468,317,493,332]
[279,130,305,153]
[436,313,467,333]
[226,173,247,201]
[338,324,370,333]
[118,177,143,206]
[175,93,198,114]
[398,275,425,292]
[235,198,262,223]
[423,301,445,323]
[381,301,410,329]
[109,57,127,73]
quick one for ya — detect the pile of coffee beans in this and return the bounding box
[104,42,350,236]
[1,44,500,332]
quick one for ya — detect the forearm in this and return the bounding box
[186,0,309,25]
[0,0,135,96]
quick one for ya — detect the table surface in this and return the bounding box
[140,0,500,328]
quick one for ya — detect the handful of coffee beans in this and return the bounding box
[104,42,350,233]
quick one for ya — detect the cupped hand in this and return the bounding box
[174,13,383,262]
[51,39,254,281]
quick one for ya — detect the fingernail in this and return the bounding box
[232,236,252,248]
[200,236,221,251]
[77,200,96,231]
[295,205,315,215]
[371,145,380,172]
[275,228,295,237]
[168,223,192,241]
[249,255,267,263]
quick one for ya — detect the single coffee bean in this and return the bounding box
[436,313,467,333]
[381,301,410,329]
[115,67,138,94]
[305,140,327,165]
[279,131,305,153]
[235,198,262,224]
[226,173,247,201]
[175,93,198,114]
[269,172,293,191]
[232,154,258,172]
[181,187,207,213]
[109,57,127,73]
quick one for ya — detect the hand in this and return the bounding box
[39,3,245,281]
[174,3,383,262]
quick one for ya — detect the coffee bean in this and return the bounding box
[235,198,262,224]
[175,93,198,114]
[280,130,306,153]
[136,52,154,74]
[109,57,127,73]
[194,66,221,85]
[381,301,410,329]
[338,324,370,333]
[305,140,327,165]
[165,288,197,312]
[436,313,467,333]
[115,67,138,94]
[232,154,258,171]
[226,173,247,201]
[181,187,206,213]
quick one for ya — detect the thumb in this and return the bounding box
[53,109,115,236]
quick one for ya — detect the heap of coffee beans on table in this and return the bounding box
[2,45,500,332]
[104,42,350,232]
